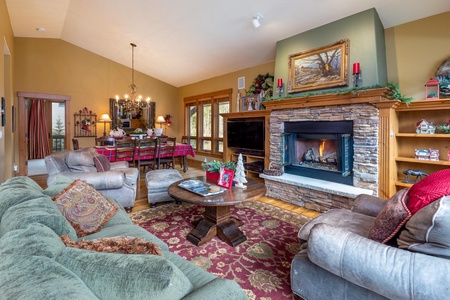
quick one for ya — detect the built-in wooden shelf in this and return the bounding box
[395,157,450,166]
[396,133,450,138]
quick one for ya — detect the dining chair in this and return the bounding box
[72,138,80,150]
[136,137,159,177]
[115,138,136,167]
[158,137,176,169]
[95,136,116,146]
[176,135,190,168]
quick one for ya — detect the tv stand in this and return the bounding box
[222,110,270,180]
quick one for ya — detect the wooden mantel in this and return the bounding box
[263,88,393,110]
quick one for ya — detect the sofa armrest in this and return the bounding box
[54,171,125,190]
[351,194,387,217]
[307,223,450,300]
[109,161,129,169]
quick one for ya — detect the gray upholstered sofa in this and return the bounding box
[0,176,247,299]
[292,185,450,299]
[45,147,138,212]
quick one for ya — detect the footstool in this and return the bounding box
[145,169,183,207]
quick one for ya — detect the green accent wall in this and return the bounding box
[274,8,387,97]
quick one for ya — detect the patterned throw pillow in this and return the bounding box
[52,179,118,237]
[61,235,162,256]
[93,154,111,172]
[368,188,411,243]
[407,169,450,215]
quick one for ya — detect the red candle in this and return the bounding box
[353,63,360,74]
[277,78,283,87]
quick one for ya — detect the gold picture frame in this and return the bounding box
[288,39,349,93]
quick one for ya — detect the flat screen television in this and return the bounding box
[227,118,265,152]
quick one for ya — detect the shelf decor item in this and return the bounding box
[416,119,436,134]
[402,169,428,183]
[425,77,440,100]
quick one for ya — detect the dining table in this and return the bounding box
[94,143,196,172]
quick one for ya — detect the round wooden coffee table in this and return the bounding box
[168,176,266,247]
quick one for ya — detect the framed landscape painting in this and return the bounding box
[288,39,349,93]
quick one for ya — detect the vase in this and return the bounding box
[206,171,220,182]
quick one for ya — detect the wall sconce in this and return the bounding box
[1,97,5,127]
[98,113,112,136]
[252,13,263,28]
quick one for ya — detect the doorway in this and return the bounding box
[17,92,71,176]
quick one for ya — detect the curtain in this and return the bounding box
[29,99,51,159]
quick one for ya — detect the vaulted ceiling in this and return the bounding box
[6,0,450,87]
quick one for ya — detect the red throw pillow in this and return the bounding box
[93,154,111,172]
[407,169,450,215]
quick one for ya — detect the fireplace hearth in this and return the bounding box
[283,121,353,185]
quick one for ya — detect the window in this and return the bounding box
[184,89,231,157]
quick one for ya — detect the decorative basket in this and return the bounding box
[263,162,284,176]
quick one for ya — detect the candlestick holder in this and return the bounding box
[352,72,362,88]
[277,84,284,97]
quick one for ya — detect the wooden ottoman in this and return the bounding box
[145,169,183,207]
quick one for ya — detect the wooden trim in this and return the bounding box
[184,88,233,103]
[17,92,71,176]
[263,88,390,110]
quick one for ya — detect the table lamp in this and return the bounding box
[99,113,112,136]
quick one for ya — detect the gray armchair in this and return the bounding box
[292,192,450,300]
[44,148,138,212]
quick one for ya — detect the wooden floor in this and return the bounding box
[29,160,320,219]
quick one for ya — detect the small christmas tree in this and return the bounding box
[234,153,247,189]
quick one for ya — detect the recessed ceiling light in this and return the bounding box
[36,27,46,32]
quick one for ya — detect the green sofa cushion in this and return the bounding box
[56,247,194,300]
[0,254,99,300]
[42,174,75,197]
[0,177,44,219]
[0,223,65,258]
[0,196,77,240]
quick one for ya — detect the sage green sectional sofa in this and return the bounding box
[0,176,246,300]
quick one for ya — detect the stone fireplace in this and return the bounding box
[260,90,390,212]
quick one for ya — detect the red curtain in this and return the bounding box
[29,99,51,159]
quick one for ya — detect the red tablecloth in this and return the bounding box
[94,143,196,162]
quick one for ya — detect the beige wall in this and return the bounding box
[385,11,450,99]
[0,0,15,182]
[14,38,179,150]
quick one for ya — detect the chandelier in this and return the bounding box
[115,43,151,117]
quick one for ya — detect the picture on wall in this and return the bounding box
[241,94,261,111]
[288,39,349,93]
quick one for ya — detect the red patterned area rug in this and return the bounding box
[130,201,311,300]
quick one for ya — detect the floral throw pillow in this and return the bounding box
[61,235,162,256]
[52,179,118,237]
[368,188,411,244]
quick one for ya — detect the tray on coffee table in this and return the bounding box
[178,180,225,197]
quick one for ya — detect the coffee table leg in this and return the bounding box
[217,220,247,247]
[186,206,247,247]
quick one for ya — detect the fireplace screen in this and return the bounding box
[283,121,353,185]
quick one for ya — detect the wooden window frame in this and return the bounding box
[184,89,232,158]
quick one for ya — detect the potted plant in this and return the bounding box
[201,160,236,181]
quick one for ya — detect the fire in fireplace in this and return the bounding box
[283,121,354,185]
